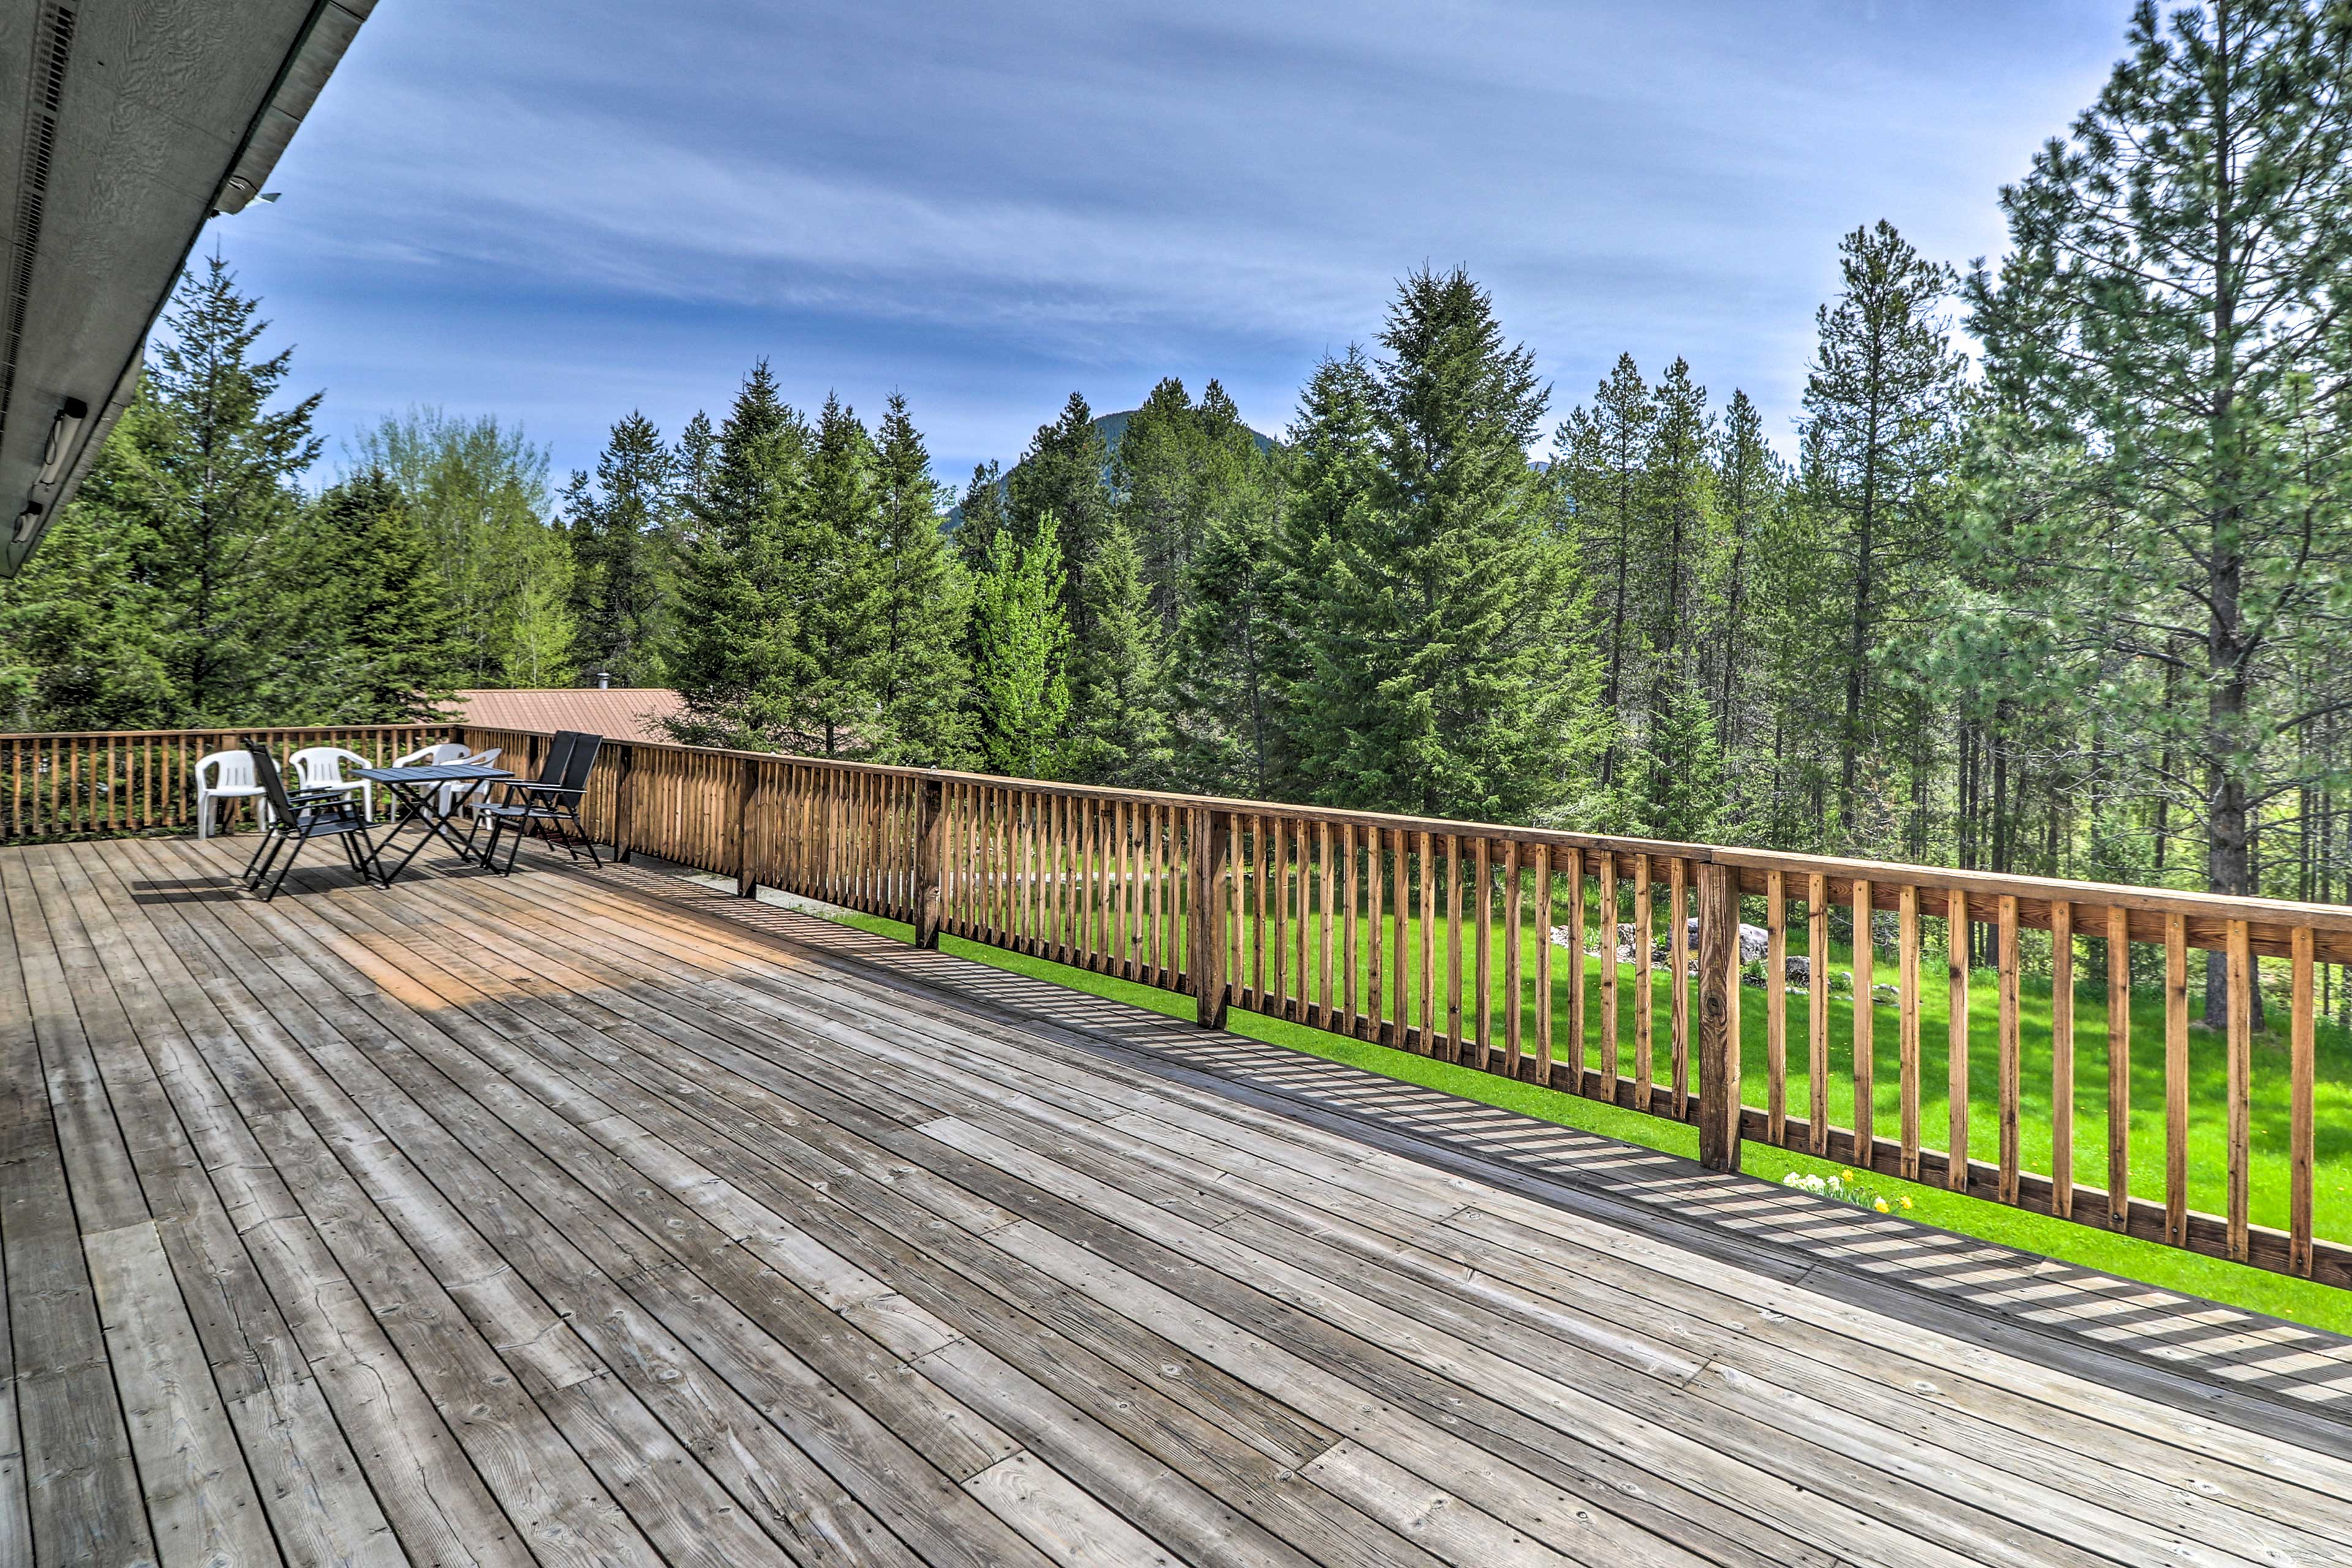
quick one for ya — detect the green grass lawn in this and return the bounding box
[829,899,2352,1334]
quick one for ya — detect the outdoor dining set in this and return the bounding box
[191,730,608,900]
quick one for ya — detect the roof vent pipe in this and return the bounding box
[596,670,611,690]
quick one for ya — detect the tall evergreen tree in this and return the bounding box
[968,525,1072,778]
[0,257,319,728]
[674,410,718,534]
[563,412,675,687]
[1957,0,2352,1022]
[954,461,1011,573]
[1554,354,1654,794]
[1637,669,1726,843]
[669,363,815,749]
[1065,519,1170,786]
[1708,388,1780,761]
[867,393,976,767]
[306,470,463,721]
[1801,220,1966,840]
[1008,393,1113,651]
[1298,268,1601,820]
[1111,376,1205,633]
[798,393,885,755]
[1642,358,1714,673]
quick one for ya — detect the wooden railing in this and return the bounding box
[0,723,455,838]
[1,721,2342,1288]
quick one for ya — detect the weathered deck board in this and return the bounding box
[1,834,2349,1567]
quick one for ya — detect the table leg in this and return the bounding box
[366,783,478,885]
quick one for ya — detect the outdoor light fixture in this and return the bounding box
[36,397,87,488]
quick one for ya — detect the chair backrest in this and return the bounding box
[394,741,471,769]
[195,749,255,791]
[289,745,369,788]
[558,733,603,794]
[462,746,502,770]
[533,731,579,786]
[243,738,300,820]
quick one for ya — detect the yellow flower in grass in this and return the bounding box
[1900,1196,1914,1210]
[1872,1197,1891,1214]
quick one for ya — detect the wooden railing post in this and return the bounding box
[733,756,758,897]
[1697,862,1742,1172]
[1190,807,1231,1029]
[609,744,636,864]
[914,775,946,949]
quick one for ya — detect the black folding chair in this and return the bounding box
[237,737,382,901]
[474,729,604,874]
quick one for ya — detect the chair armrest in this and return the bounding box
[492,781,586,801]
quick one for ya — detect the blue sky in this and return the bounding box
[211,0,2127,491]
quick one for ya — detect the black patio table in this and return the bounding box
[354,764,513,885]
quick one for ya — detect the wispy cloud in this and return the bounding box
[221,0,2124,482]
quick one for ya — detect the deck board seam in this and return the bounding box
[133,838,1090,1568]
[322,860,2154,1568]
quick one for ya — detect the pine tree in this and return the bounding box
[1,258,321,728]
[1708,389,1780,765]
[669,363,814,749]
[306,471,464,721]
[968,526,1072,778]
[1298,268,1601,820]
[564,412,674,687]
[50,258,323,725]
[674,410,718,531]
[798,393,884,755]
[1553,354,1653,794]
[1640,356,1714,700]
[953,461,1011,573]
[1637,669,1725,843]
[1065,519,1170,786]
[1110,377,1204,633]
[867,393,976,767]
[1008,393,1112,654]
[1801,220,1965,841]
[1170,504,1282,797]
[1957,0,2352,1022]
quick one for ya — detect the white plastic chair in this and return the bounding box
[288,746,376,821]
[442,747,503,821]
[390,741,503,819]
[194,749,270,839]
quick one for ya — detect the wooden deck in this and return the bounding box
[7,836,2352,1568]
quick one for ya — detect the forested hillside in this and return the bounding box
[6,0,2351,1016]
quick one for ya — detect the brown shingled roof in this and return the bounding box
[446,688,688,743]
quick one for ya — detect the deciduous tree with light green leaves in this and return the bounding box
[351,404,563,688]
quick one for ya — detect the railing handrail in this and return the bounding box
[449,723,2352,949]
[0,722,448,742]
